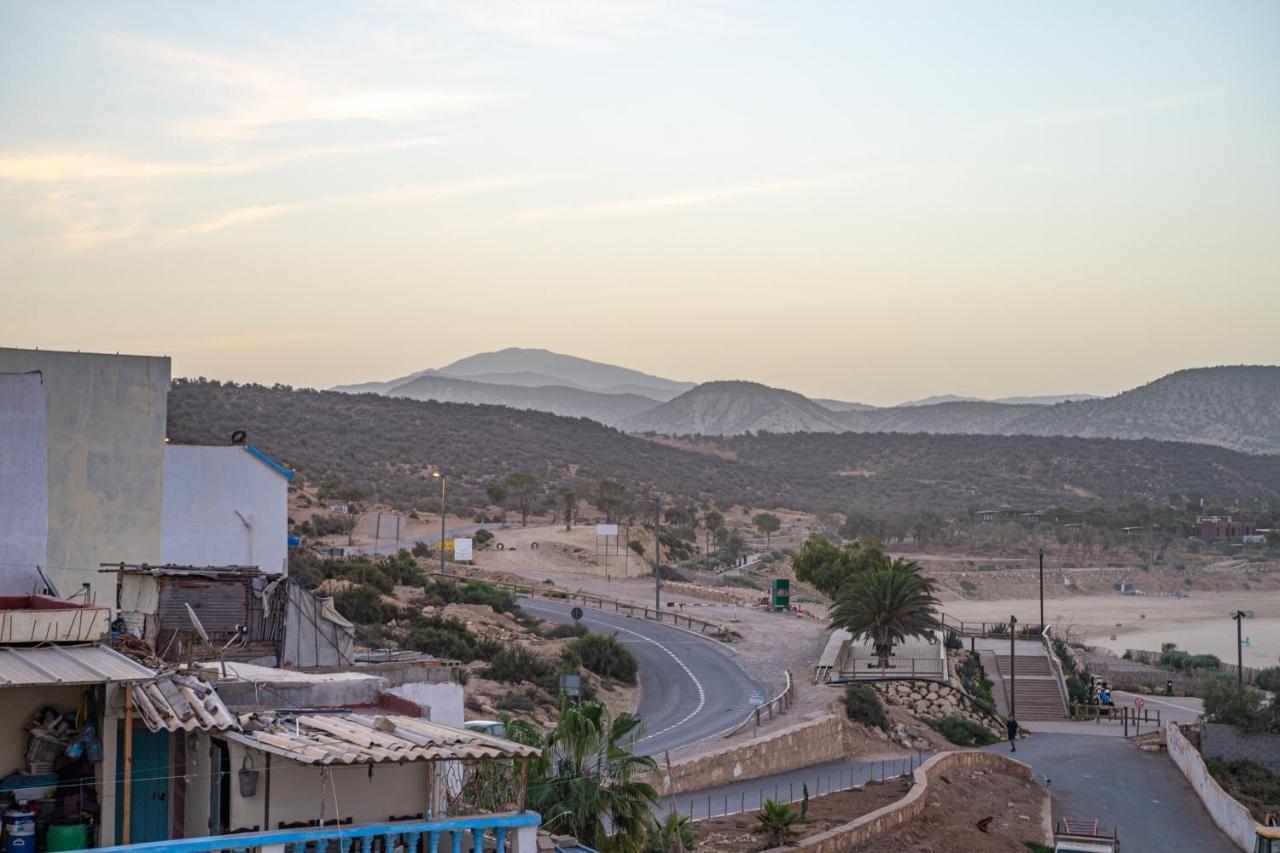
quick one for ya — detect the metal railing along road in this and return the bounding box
[724,670,795,737]
[834,657,948,680]
[90,813,541,853]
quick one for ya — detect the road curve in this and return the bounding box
[520,598,765,756]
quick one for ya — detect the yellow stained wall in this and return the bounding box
[0,348,170,605]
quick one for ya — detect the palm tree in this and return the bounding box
[644,812,695,853]
[512,697,659,852]
[753,799,802,847]
[829,558,941,671]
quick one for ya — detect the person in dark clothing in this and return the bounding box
[1007,718,1019,752]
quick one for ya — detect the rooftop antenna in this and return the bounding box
[185,604,248,678]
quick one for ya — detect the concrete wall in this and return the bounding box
[162,445,288,574]
[764,751,1041,852]
[0,685,87,777]
[0,372,50,595]
[225,741,432,832]
[654,714,853,795]
[0,348,169,605]
[1167,723,1256,851]
[1202,723,1280,776]
[389,682,465,728]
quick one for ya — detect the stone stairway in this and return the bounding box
[993,653,1068,720]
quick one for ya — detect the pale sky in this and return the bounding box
[3,1,1278,405]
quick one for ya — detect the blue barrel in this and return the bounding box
[3,808,36,853]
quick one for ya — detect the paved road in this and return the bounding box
[355,522,502,555]
[520,598,764,756]
[985,733,1235,851]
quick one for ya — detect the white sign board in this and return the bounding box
[596,523,619,537]
[454,538,473,561]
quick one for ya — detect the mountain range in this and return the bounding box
[334,349,1280,454]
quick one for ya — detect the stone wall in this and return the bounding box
[875,680,1001,733]
[652,714,854,795]
[1202,723,1280,777]
[1166,723,1254,851]
[762,751,1041,852]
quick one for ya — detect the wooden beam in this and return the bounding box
[122,683,134,845]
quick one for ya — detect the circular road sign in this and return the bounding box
[570,606,584,621]
[1134,697,1146,710]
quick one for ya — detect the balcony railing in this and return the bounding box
[91,812,541,853]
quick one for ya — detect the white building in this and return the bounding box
[161,444,293,574]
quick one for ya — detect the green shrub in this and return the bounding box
[1254,667,1280,692]
[720,575,762,590]
[843,685,888,731]
[1161,649,1221,671]
[956,653,995,706]
[571,633,639,684]
[929,715,997,746]
[544,622,588,639]
[485,645,554,687]
[404,616,499,662]
[1206,758,1280,823]
[333,584,397,624]
[495,691,536,712]
[944,631,963,651]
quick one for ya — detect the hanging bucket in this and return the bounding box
[238,754,259,797]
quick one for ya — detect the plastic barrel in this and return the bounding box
[3,808,36,853]
[46,822,89,852]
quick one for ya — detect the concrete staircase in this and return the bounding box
[992,652,1068,721]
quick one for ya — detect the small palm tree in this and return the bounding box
[644,812,696,853]
[830,558,941,671]
[516,696,659,852]
[753,799,802,847]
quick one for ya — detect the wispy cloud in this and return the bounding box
[122,40,497,138]
[17,190,151,251]
[165,176,538,239]
[0,137,445,183]
[516,178,824,221]
[418,0,733,50]
[1033,91,1227,128]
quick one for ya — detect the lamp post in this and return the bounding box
[433,469,447,576]
[1009,614,1018,720]
[1232,610,1247,689]
[1038,548,1045,635]
[653,496,662,611]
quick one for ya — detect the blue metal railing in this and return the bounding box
[91,812,541,853]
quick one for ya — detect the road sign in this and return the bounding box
[455,538,473,561]
[596,523,619,536]
[1134,697,1145,710]
[570,606,584,621]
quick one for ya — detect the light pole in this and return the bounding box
[1232,610,1247,689]
[1038,548,1045,635]
[653,496,662,611]
[1009,615,1018,720]
[433,469,447,576]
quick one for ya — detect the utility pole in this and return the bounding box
[1009,615,1018,720]
[654,496,662,611]
[1233,610,1246,689]
[1038,548,1045,634]
[433,469,447,576]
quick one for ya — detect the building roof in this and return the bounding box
[244,444,295,480]
[224,712,539,765]
[0,644,156,687]
[131,673,238,733]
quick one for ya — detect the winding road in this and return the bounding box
[520,598,765,756]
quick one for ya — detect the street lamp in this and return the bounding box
[643,496,662,611]
[432,469,447,576]
[1009,614,1018,721]
[1038,548,1045,635]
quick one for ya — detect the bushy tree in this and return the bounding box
[793,536,889,598]
[504,472,541,526]
[829,558,940,670]
[753,512,782,546]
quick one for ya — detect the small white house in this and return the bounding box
[161,445,293,574]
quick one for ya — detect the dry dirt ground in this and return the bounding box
[693,762,1046,852]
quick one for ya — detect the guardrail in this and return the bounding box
[833,657,948,680]
[1069,703,1162,734]
[425,573,736,639]
[939,613,1042,639]
[1040,625,1072,715]
[90,812,541,853]
[725,670,795,737]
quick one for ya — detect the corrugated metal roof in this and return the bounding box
[131,673,237,733]
[224,713,539,766]
[0,644,156,686]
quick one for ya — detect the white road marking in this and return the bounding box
[521,600,707,744]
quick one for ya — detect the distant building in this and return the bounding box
[1193,516,1256,543]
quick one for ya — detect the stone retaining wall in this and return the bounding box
[763,751,1039,852]
[651,714,853,795]
[875,680,1000,732]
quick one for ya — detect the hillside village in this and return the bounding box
[4,345,1280,853]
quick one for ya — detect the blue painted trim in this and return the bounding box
[244,444,296,481]
[92,813,540,853]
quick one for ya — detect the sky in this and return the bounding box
[2,0,1278,405]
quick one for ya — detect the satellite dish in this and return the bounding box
[185,603,210,644]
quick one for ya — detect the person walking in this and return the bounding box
[1006,717,1019,752]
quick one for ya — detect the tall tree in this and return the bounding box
[703,510,724,558]
[504,472,541,526]
[793,536,889,598]
[753,512,782,547]
[509,698,659,851]
[829,558,941,671]
[561,486,580,531]
[596,479,627,524]
[485,483,508,522]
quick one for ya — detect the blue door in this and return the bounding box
[115,726,170,843]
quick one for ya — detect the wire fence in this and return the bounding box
[666,753,927,823]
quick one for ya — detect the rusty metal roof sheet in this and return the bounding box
[224,713,539,765]
[131,673,238,733]
[0,644,156,686]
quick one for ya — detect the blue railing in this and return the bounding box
[91,812,541,853]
